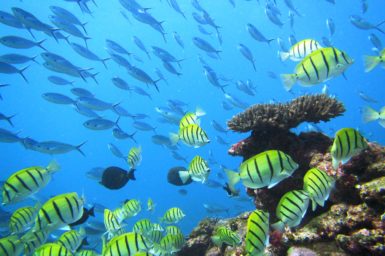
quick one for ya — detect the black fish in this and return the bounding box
[100,166,136,190]
[69,206,95,227]
[167,166,192,186]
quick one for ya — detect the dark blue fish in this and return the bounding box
[50,6,87,34]
[173,31,184,48]
[106,39,131,56]
[0,10,24,28]
[132,36,150,59]
[246,24,274,45]
[127,66,160,91]
[71,43,110,68]
[193,37,221,57]
[0,62,28,82]
[48,76,74,86]
[163,61,182,76]
[0,36,46,50]
[0,54,38,64]
[112,77,131,91]
[168,0,186,19]
[237,44,256,71]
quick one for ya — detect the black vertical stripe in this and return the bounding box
[309,177,325,197]
[332,48,339,63]
[26,170,39,187]
[134,233,139,252]
[277,151,284,173]
[341,51,349,64]
[250,219,266,239]
[266,154,274,183]
[116,237,122,256]
[35,169,44,182]
[344,130,351,156]
[301,63,311,81]
[309,56,319,80]
[65,197,74,219]
[53,201,66,223]
[280,209,295,220]
[320,50,330,78]
[41,208,52,224]
[124,235,130,255]
[254,158,263,183]
[246,164,254,183]
[303,40,307,57]
[282,203,299,218]
[286,196,303,213]
[0,242,9,256]
[15,174,31,191]
[337,135,344,159]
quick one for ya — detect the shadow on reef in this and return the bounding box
[179,94,385,256]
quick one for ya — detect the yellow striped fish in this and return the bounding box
[362,106,385,128]
[179,155,210,184]
[170,124,210,148]
[226,150,298,190]
[165,225,181,236]
[303,168,335,211]
[280,39,323,61]
[330,128,368,169]
[34,192,84,232]
[121,199,141,219]
[9,202,40,234]
[0,235,24,256]
[102,232,150,256]
[159,233,184,252]
[127,146,142,169]
[56,228,86,253]
[147,229,163,244]
[133,218,153,235]
[21,229,49,255]
[147,198,155,212]
[245,210,269,255]
[34,243,73,256]
[133,252,154,256]
[281,47,353,91]
[1,160,60,205]
[104,208,124,239]
[272,190,310,231]
[179,107,206,129]
[160,207,185,224]
[211,226,241,247]
[75,250,99,256]
[363,48,385,72]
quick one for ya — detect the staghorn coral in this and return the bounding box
[227,94,345,133]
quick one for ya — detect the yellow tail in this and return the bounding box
[280,74,297,91]
[362,106,380,123]
[363,55,380,72]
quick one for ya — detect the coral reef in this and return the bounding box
[180,142,385,256]
[180,94,385,255]
[228,94,344,133]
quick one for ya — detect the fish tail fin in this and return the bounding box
[379,119,385,128]
[195,106,206,117]
[279,51,290,61]
[6,114,16,127]
[101,58,110,69]
[224,168,240,188]
[81,22,88,34]
[63,35,71,45]
[129,131,137,143]
[332,157,340,170]
[84,36,92,48]
[169,132,179,146]
[311,198,317,211]
[79,227,86,237]
[37,39,47,51]
[46,160,60,173]
[271,221,285,232]
[363,55,380,72]
[362,106,380,123]
[251,60,256,71]
[267,38,275,45]
[76,141,87,157]
[31,55,39,64]
[178,170,191,184]
[176,58,185,68]
[280,73,297,91]
[152,79,160,92]
[90,72,99,84]
[19,66,29,83]
[87,206,95,217]
[127,168,136,181]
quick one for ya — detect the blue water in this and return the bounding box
[1,0,384,241]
